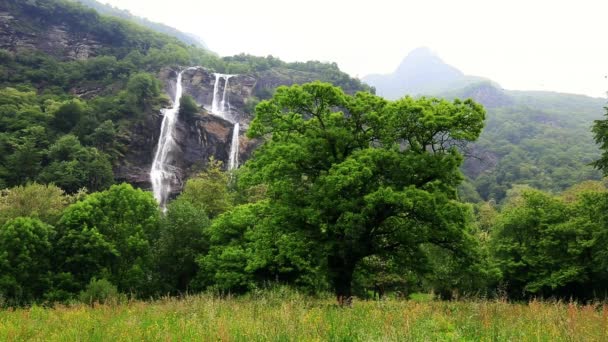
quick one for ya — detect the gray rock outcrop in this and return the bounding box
[116,67,260,196]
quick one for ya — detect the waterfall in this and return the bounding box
[228,123,240,170]
[219,75,232,116]
[211,73,233,118]
[150,69,188,209]
[210,73,240,170]
[211,73,221,114]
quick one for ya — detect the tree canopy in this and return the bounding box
[210,82,486,302]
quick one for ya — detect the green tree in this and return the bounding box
[592,106,608,174]
[223,82,485,303]
[38,135,114,193]
[197,200,322,293]
[491,188,600,299]
[180,158,232,218]
[156,197,210,294]
[87,120,125,164]
[56,183,160,295]
[50,100,86,133]
[2,125,49,187]
[0,182,69,226]
[178,95,199,123]
[125,72,161,111]
[0,217,55,305]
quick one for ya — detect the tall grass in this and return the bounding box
[0,290,606,341]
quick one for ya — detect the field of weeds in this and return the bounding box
[1,291,607,341]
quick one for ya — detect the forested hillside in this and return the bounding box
[451,82,605,202]
[72,0,210,50]
[0,0,369,191]
[2,0,608,311]
[364,52,605,202]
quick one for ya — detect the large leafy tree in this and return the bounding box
[155,197,210,294]
[0,217,55,305]
[38,134,114,193]
[0,182,71,226]
[228,82,485,303]
[491,186,608,299]
[56,183,160,295]
[179,158,233,218]
[592,105,608,174]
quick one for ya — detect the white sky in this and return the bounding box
[101,0,608,98]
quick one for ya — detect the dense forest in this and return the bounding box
[454,83,604,202]
[1,0,608,307]
[71,0,210,49]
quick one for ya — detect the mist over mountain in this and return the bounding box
[3,0,608,312]
[363,47,486,99]
[0,0,369,196]
[362,46,606,201]
[72,0,210,50]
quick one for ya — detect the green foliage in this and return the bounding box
[592,106,608,174]
[491,185,608,299]
[197,203,264,293]
[87,120,124,163]
[178,95,199,123]
[197,201,322,294]
[51,100,86,133]
[0,182,70,225]
[156,197,210,294]
[38,134,114,193]
[56,183,160,294]
[0,86,121,192]
[180,158,232,218]
[125,72,162,111]
[213,82,487,301]
[78,278,121,305]
[0,217,55,305]
[466,104,602,202]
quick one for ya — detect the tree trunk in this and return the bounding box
[329,256,355,306]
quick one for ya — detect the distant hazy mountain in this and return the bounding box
[439,78,605,203]
[73,0,210,50]
[364,47,606,202]
[363,47,485,99]
[456,81,605,202]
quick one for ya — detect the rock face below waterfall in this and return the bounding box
[116,67,259,194]
[181,68,257,124]
[116,65,367,194]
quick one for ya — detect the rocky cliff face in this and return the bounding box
[117,65,374,194]
[0,0,372,198]
[0,11,101,60]
[116,67,260,196]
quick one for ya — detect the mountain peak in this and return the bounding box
[402,46,437,61]
[394,47,462,77]
[363,47,475,99]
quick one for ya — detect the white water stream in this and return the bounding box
[151,70,240,208]
[210,73,239,170]
[150,69,189,209]
[228,122,240,170]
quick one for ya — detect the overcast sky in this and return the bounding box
[101,0,608,98]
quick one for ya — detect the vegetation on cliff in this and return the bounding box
[2,0,608,318]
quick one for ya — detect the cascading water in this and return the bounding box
[219,74,232,116]
[151,69,240,209]
[210,73,222,114]
[209,73,240,170]
[228,123,240,170]
[150,69,189,209]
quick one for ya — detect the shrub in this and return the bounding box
[79,278,122,305]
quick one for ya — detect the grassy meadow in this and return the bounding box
[1,291,607,341]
